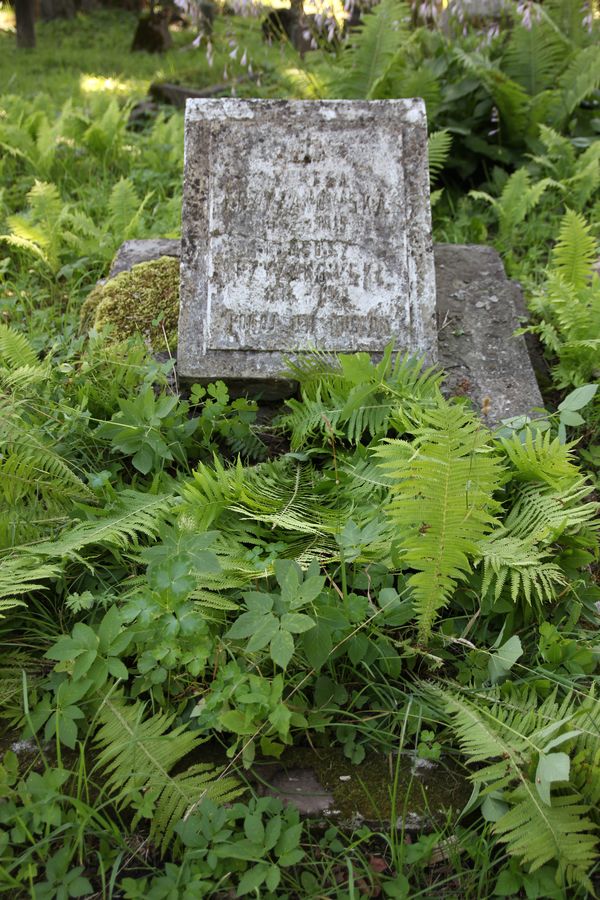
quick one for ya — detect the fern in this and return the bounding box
[500,429,583,488]
[551,209,596,289]
[94,692,242,854]
[108,178,140,237]
[0,324,38,370]
[5,180,64,272]
[505,481,598,544]
[375,404,504,641]
[0,597,26,617]
[479,532,566,606]
[427,130,452,184]
[503,23,564,96]
[31,490,174,559]
[478,471,597,607]
[0,233,50,266]
[325,0,410,99]
[548,44,600,129]
[454,47,530,145]
[0,556,61,602]
[279,348,442,450]
[426,683,598,889]
[470,169,557,243]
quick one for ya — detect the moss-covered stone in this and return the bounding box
[79,256,180,351]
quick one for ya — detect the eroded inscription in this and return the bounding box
[178,99,437,382]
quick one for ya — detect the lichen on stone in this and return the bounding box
[79,256,180,352]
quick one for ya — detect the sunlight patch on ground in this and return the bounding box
[0,6,15,31]
[80,74,140,95]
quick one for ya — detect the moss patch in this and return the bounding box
[274,745,471,825]
[80,256,180,352]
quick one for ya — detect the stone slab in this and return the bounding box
[435,244,543,423]
[178,99,437,382]
[106,238,543,423]
[248,746,471,829]
[109,238,181,278]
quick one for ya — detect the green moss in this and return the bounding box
[277,745,471,825]
[80,256,180,352]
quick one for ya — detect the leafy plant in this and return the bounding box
[96,385,199,474]
[93,692,242,854]
[426,683,599,890]
[375,403,504,641]
[226,560,323,670]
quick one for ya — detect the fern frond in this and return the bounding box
[505,481,598,543]
[327,0,410,99]
[0,439,92,506]
[479,532,566,605]
[26,179,62,224]
[183,456,247,532]
[31,490,174,558]
[549,44,600,129]
[0,556,61,600]
[428,130,452,184]
[0,323,38,369]
[454,48,529,144]
[0,364,49,393]
[503,24,564,96]
[0,597,26,617]
[551,209,597,289]
[500,429,582,488]
[94,692,242,854]
[279,349,442,450]
[376,404,504,641]
[0,233,50,265]
[427,684,597,889]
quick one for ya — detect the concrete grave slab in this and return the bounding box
[105,238,543,424]
[177,99,437,383]
[435,244,543,422]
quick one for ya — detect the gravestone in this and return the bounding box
[178,99,437,386]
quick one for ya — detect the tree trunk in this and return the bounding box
[15,0,36,48]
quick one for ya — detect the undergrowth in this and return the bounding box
[0,3,598,898]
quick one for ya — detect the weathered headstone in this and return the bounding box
[178,99,437,386]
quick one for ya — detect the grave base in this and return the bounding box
[106,239,543,424]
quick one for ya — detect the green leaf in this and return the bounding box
[276,821,303,857]
[68,875,93,897]
[264,815,282,851]
[275,559,300,603]
[278,847,305,866]
[559,411,585,426]
[132,445,154,475]
[58,714,79,749]
[227,610,268,640]
[558,384,597,412]
[302,622,332,670]
[107,657,129,680]
[97,605,122,650]
[244,813,265,845]
[268,702,291,740]
[297,574,326,606]
[280,613,315,634]
[219,710,254,735]
[270,629,294,670]
[265,864,281,892]
[236,863,268,896]
[246,614,279,652]
[242,591,274,614]
[488,635,523,684]
[72,622,98,650]
[482,794,510,822]
[536,752,570,805]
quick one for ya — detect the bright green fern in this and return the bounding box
[375,403,504,642]
[94,692,243,854]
